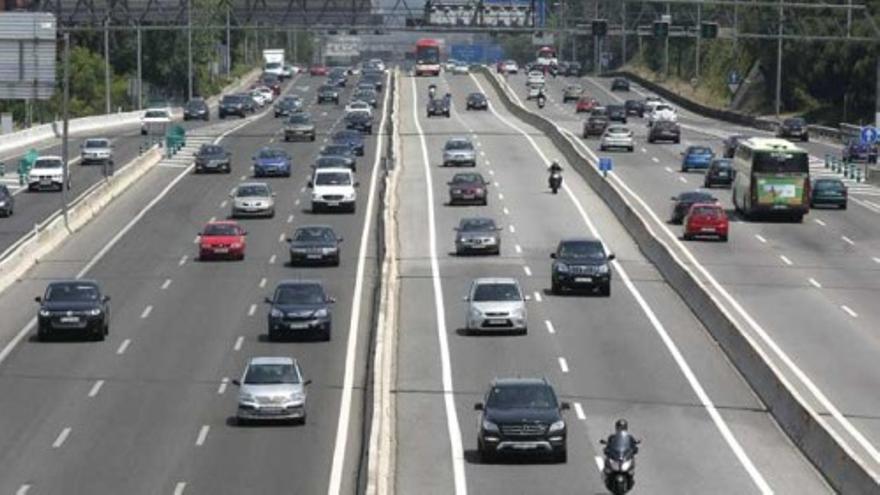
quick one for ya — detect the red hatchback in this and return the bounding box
[575,96,599,113]
[199,221,247,260]
[683,203,729,242]
[309,65,328,76]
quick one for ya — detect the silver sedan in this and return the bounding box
[455,217,501,255]
[231,182,276,218]
[443,137,477,167]
[599,125,635,152]
[464,278,529,335]
[233,356,311,424]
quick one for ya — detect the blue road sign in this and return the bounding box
[599,157,612,176]
[860,126,878,145]
[727,70,740,85]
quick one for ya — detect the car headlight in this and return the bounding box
[481,420,499,433]
[87,308,102,316]
[548,420,566,433]
[314,308,329,318]
[39,309,50,317]
[597,264,610,275]
[0,201,6,207]
[555,262,569,273]
[270,308,283,318]
[345,192,356,201]
[322,247,336,254]
[238,393,256,403]
[469,307,482,318]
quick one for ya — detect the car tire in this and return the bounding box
[681,166,688,172]
[600,283,611,297]
[220,114,226,120]
[674,137,681,144]
[628,147,634,152]
[92,327,105,341]
[647,137,654,144]
[37,326,49,341]
[599,145,605,151]
[554,449,568,464]
[322,327,331,341]
[683,233,693,241]
[841,203,848,210]
[551,279,561,295]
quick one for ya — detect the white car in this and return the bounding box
[502,60,519,74]
[445,59,458,71]
[256,86,275,103]
[345,101,373,117]
[140,108,171,135]
[80,137,112,165]
[233,356,309,424]
[647,104,677,126]
[249,89,270,107]
[599,126,635,152]
[27,156,66,191]
[526,70,545,86]
[452,63,470,75]
[310,168,358,213]
[369,58,386,72]
[464,277,529,335]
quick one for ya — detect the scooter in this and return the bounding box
[600,436,639,495]
[537,95,546,109]
[548,171,562,194]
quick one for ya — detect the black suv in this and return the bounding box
[475,377,570,463]
[606,105,627,123]
[0,184,14,216]
[704,159,735,188]
[624,99,644,117]
[550,238,615,296]
[287,225,343,266]
[183,98,209,121]
[427,96,451,118]
[582,115,610,138]
[266,280,335,341]
[219,95,247,118]
[611,78,630,91]
[345,111,373,134]
[647,120,681,144]
[466,92,488,110]
[317,85,340,104]
[36,280,110,341]
[776,117,809,142]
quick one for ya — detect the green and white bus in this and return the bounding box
[732,137,810,222]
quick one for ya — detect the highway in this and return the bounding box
[394,70,829,493]
[0,72,387,494]
[496,69,880,474]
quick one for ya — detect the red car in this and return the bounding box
[309,65,328,77]
[575,96,599,113]
[198,221,247,260]
[683,203,729,242]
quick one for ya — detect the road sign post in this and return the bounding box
[599,157,613,178]
[860,126,878,146]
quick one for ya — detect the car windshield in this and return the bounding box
[472,283,521,302]
[679,192,715,202]
[711,160,732,169]
[200,145,224,156]
[460,218,496,232]
[558,241,605,260]
[322,145,349,155]
[144,110,168,118]
[452,174,482,184]
[243,363,300,385]
[221,96,241,104]
[608,127,629,135]
[203,224,240,236]
[785,118,805,126]
[814,180,844,191]
[45,283,100,302]
[275,284,325,304]
[486,384,558,409]
[265,62,282,70]
[236,185,270,197]
[33,159,62,169]
[320,86,334,92]
[445,140,473,151]
[657,122,677,130]
[689,147,712,155]
[315,172,352,186]
[295,227,336,242]
[655,105,673,112]
[84,139,108,148]
[355,91,373,99]
[258,149,285,160]
[288,115,310,124]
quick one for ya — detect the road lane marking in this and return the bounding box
[233,336,244,351]
[218,377,229,395]
[161,278,172,290]
[287,214,294,223]
[874,257,880,264]
[192,236,199,244]
[209,216,216,223]
[259,277,267,288]
[173,482,187,495]
[523,266,532,276]
[140,305,152,319]
[508,224,515,233]
[239,175,246,181]
[498,192,504,200]
[594,456,604,471]
[651,157,659,163]
[842,305,859,318]
[88,380,104,398]
[814,218,826,226]
[558,357,569,373]
[533,291,542,302]
[295,198,301,206]
[489,169,495,176]
[195,425,210,446]
[16,485,30,495]
[808,278,822,288]
[220,200,228,208]
[179,255,188,266]
[545,320,556,334]
[279,232,286,242]
[678,176,688,183]
[493,181,500,187]
[116,339,131,355]
[515,244,522,253]
[754,234,767,243]
[842,235,855,245]
[664,166,673,173]
[779,255,792,266]
[52,427,71,448]
[574,402,586,420]
[503,207,509,215]
[640,147,647,153]
[269,254,277,264]
[248,304,257,316]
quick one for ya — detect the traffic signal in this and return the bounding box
[653,20,669,38]
[701,22,719,39]
[592,19,607,37]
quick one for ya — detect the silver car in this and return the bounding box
[233,356,311,424]
[455,217,501,255]
[443,137,477,167]
[80,138,112,164]
[464,278,529,334]
[599,125,635,152]
[231,182,276,218]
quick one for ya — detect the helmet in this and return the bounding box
[615,419,628,432]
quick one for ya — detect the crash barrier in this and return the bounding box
[824,155,867,183]
[479,65,880,494]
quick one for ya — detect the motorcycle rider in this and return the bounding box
[428,84,437,100]
[604,419,640,457]
[537,88,546,109]
[547,160,563,193]
[602,418,640,492]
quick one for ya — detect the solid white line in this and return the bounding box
[678,176,688,183]
[808,277,822,288]
[287,214,295,223]
[814,218,827,226]
[173,482,186,495]
[533,291,542,302]
[161,278,172,290]
[16,485,30,495]
[544,320,556,334]
[269,254,277,264]
[574,402,586,420]
[259,277,267,288]
[779,255,793,266]
[195,425,210,446]
[179,255,188,266]
[842,235,855,246]
[842,305,859,318]
[52,427,71,448]
[508,224,515,233]
[523,266,532,276]
[873,257,880,264]
[233,336,244,351]
[408,75,467,495]
[116,339,131,355]
[88,380,104,398]
[217,377,229,395]
[502,207,509,215]
[755,234,767,243]
[248,304,257,316]
[140,305,153,319]
[515,244,522,253]
[558,357,569,373]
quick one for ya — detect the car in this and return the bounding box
[219,94,248,118]
[27,156,66,191]
[563,61,582,77]
[367,58,386,72]
[466,92,488,110]
[445,59,458,71]
[475,377,569,463]
[320,144,358,170]
[249,88,269,107]
[257,85,276,103]
[261,74,281,95]
[266,280,334,341]
[448,172,489,205]
[777,117,809,142]
[317,85,340,104]
[309,168,358,213]
[274,96,303,118]
[810,177,847,209]
[624,99,644,117]
[670,191,718,224]
[647,120,681,144]
[229,182,275,218]
[356,81,376,93]
[0,184,13,216]
[502,60,519,73]
[647,103,677,126]
[550,238,614,295]
[681,145,715,172]
[287,225,342,266]
[443,138,477,167]
[362,73,384,92]
[252,148,292,178]
[575,96,599,113]
[331,130,365,156]
[194,144,231,173]
[561,85,584,103]
[463,277,529,334]
[198,220,246,260]
[611,78,630,91]
[842,140,878,163]
[582,115,610,138]
[140,108,171,135]
[606,105,627,123]
[526,86,544,100]
[683,203,729,241]
[80,137,112,165]
[284,113,316,142]
[455,217,502,255]
[314,155,356,172]
[36,279,110,341]
[280,64,295,79]
[183,98,209,121]
[309,64,328,76]
[345,111,373,134]
[427,97,451,118]
[328,67,347,80]
[599,126,634,152]
[704,159,735,188]
[233,357,310,424]
[452,62,470,75]
[722,134,748,158]
[345,100,373,117]
[526,70,546,86]
[263,61,284,78]
[239,93,258,113]
[352,89,378,108]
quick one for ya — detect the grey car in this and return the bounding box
[233,356,311,424]
[80,138,112,165]
[194,144,231,173]
[0,184,13,216]
[455,217,501,255]
[287,225,342,266]
[284,113,316,142]
[231,182,276,218]
[443,138,477,167]
[464,277,529,335]
[562,84,584,103]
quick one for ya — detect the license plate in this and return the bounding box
[260,407,283,415]
[701,227,716,232]
[512,443,538,450]
[575,277,592,283]
[214,248,229,253]
[60,316,79,323]
[488,318,507,325]
[307,254,322,259]
[772,204,789,210]
[718,172,728,177]
[289,322,309,329]
[327,201,340,207]
[40,179,51,185]
[462,194,474,199]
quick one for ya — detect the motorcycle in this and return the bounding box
[548,170,562,194]
[600,435,639,495]
[537,95,546,109]
[428,84,437,100]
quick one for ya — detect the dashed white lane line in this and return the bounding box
[16,484,30,495]
[259,277,267,288]
[503,207,510,215]
[523,266,532,276]
[842,235,855,246]
[873,257,880,264]
[140,305,153,319]
[489,169,495,176]
[116,339,131,355]
[640,147,647,153]
[161,279,172,290]
[269,254,277,264]
[544,320,556,334]
[88,380,104,398]
[300,186,307,193]
[295,198,301,206]
[233,336,244,351]
[173,482,187,495]
[808,278,822,289]
[574,402,587,420]
[533,291,542,302]
[842,305,859,318]
[279,232,286,243]
[558,357,569,373]
[220,200,228,208]
[239,175,247,181]
[508,225,515,233]
[192,236,199,244]
[209,216,216,223]
[594,455,604,472]
[651,157,659,163]
[814,218,827,227]
[248,304,257,316]
[664,166,673,173]
[195,425,210,446]
[179,255,188,266]
[498,193,504,200]
[217,377,229,395]
[493,181,500,187]
[287,213,295,223]
[52,427,71,448]
[485,160,491,166]
[779,255,793,266]
[678,176,688,183]
[515,244,522,253]
[754,234,767,243]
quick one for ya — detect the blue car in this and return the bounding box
[681,145,715,172]
[332,130,365,156]
[842,140,877,164]
[252,148,292,177]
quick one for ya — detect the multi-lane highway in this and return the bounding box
[0,71,388,494]
[393,69,829,493]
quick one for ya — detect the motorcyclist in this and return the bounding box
[604,419,640,457]
[428,84,437,100]
[537,89,546,109]
[548,160,563,174]
[547,160,563,193]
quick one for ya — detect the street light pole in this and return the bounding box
[225,3,231,76]
[664,4,670,80]
[62,31,71,230]
[136,25,142,110]
[695,2,701,80]
[621,1,627,67]
[104,18,111,114]
[187,0,193,100]
[775,0,783,117]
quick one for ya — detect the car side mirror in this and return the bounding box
[272,193,277,197]
[307,181,313,188]
[550,253,557,259]
[286,237,293,243]
[561,402,571,410]
[607,253,616,261]
[241,231,248,236]
[600,439,607,445]
[264,297,273,304]
[34,296,41,303]
[327,297,337,304]
[474,402,484,411]
[232,379,241,386]
[462,296,470,302]
[251,156,255,160]
[354,182,361,188]
[670,196,678,201]
[103,295,111,302]
[304,379,313,386]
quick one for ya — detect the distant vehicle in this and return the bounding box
[475,377,569,462]
[455,217,502,256]
[527,86,544,101]
[670,191,718,224]
[722,134,749,158]
[331,130,365,156]
[309,168,358,213]
[443,137,477,167]
[732,137,810,221]
[140,108,171,135]
[704,159,735,188]
[233,356,309,424]
[239,93,258,113]
[776,117,809,142]
[0,184,13,216]
[183,98,209,121]
[274,96,303,118]
[415,38,442,76]
[362,72,384,92]
[194,144,231,173]
[611,78,630,91]
[319,144,358,169]
[367,58,386,72]
[252,148,292,178]
[647,120,681,144]
[575,96,599,113]
[502,60,519,74]
[352,89,378,108]
[262,48,285,75]
[231,182,275,218]
[266,280,335,341]
[27,156,66,191]
[80,138,112,165]
[842,140,878,164]
[466,92,488,111]
[606,105,627,123]
[536,45,558,67]
[198,220,247,260]
[600,126,634,152]
[309,64,328,76]
[527,70,546,86]
[317,85,340,104]
[345,111,373,134]
[452,62,470,75]
[810,177,847,210]
[287,225,342,266]
[36,279,110,341]
[284,113,316,142]
[313,155,355,172]
[583,115,610,138]
[427,97,451,118]
[680,145,715,172]
[219,95,248,119]
[280,64,295,79]
[647,103,677,126]
[345,100,373,118]
[448,172,489,205]
[683,203,729,242]
[562,85,584,103]
[550,238,614,295]
[463,277,529,334]
[250,87,271,106]
[624,99,644,117]
[562,61,582,77]
[261,74,282,95]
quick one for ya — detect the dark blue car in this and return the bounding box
[842,140,878,164]
[266,280,334,341]
[332,130,365,156]
[681,145,715,172]
[252,148,292,178]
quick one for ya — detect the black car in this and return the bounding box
[550,238,614,295]
[811,178,847,209]
[362,73,384,92]
[777,117,809,142]
[356,81,376,93]
[317,85,340,104]
[345,111,373,134]
[314,155,356,172]
[287,225,343,266]
[427,97,451,118]
[329,75,347,88]
[240,94,258,113]
[261,74,281,95]
[722,134,748,158]
[320,144,357,163]
[0,184,13,216]
[266,280,334,341]
[219,95,247,118]
[183,98,209,121]
[624,99,644,117]
[670,191,718,224]
[274,96,302,118]
[352,89,378,108]
[36,280,110,341]
[475,377,570,463]
[606,105,627,123]
[466,92,488,110]
[194,144,232,173]
[611,78,630,91]
[842,140,878,163]
[647,120,681,144]
[563,61,582,77]
[332,130,366,156]
[582,115,610,138]
[448,172,489,205]
[704,159,735,188]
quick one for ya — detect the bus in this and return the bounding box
[536,46,557,67]
[732,137,810,222]
[414,38,441,76]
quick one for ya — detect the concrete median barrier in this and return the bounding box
[479,65,880,494]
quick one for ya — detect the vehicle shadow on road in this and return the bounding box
[463,449,561,465]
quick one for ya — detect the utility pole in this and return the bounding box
[695,2,701,80]
[733,0,739,55]
[225,4,231,76]
[104,17,111,114]
[664,4,670,80]
[62,31,70,230]
[875,58,880,127]
[187,0,193,100]
[775,0,783,117]
[293,29,298,63]
[621,1,626,67]
[136,25,142,110]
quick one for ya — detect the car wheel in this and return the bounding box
[310,135,316,142]
[92,327,105,341]
[599,145,605,151]
[322,327,331,341]
[675,137,681,144]
[647,137,654,144]
[681,166,688,172]
[37,326,49,341]
[683,233,693,241]
[551,279,561,295]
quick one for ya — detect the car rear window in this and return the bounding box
[689,147,712,154]
[753,151,809,173]
[200,145,224,155]
[486,384,557,409]
[680,192,715,202]
[258,149,285,159]
[445,140,473,151]
[692,205,723,217]
[814,180,844,191]
[472,283,521,302]
[452,174,482,184]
